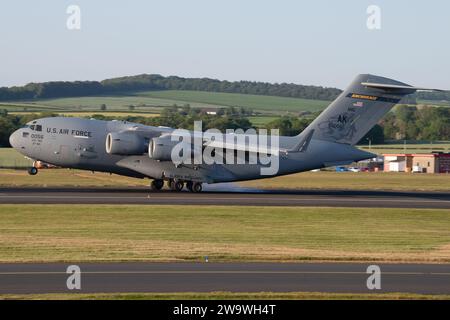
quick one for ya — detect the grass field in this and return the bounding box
[1,166,450,191]
[1,292,449,300]
[140,90,330,113]
[417,100,450,107]
[8,111,160,118]
[240,171,450,191]
[248,116,281,126]
[0,204,449,263]
[2,91,447,117]
[358,142,450,154]
[1,168,450,191]
[2,144,450,190]
[2,90,329,114]
[0,148,32,168]
[0,168,147,186]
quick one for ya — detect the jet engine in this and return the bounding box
[149,135,201,162]
[148,136,179,161]
[105,132,147,155]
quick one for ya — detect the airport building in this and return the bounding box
[383,153,450,174]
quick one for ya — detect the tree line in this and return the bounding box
[381,105,450,141]
[0,74,341,101]
[1,74,448,103]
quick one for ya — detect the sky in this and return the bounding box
[0,0,449,89]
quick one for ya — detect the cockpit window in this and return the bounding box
[28,124,42,131]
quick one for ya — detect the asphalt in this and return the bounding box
[0,187,450,208]
[0,262,449,295]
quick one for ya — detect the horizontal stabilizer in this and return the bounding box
[296,74,444,146]
[361,82,445,93]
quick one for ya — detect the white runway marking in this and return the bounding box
[0,271,448,276]
[0,194,449,204]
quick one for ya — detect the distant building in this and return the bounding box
[383,153,450,173]
[200,108,217,115]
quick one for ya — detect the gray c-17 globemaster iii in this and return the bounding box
[9,74,444,192]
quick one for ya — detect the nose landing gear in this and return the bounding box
[27,161,39,175]
[27,167,38,175]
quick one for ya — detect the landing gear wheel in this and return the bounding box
[192,182,202,193]
[150,179,164,191]
[174,181,184,192]
[27,167,38,175]
[169,180,184,192]
[186,181,193,192]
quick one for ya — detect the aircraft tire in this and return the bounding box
[150,179,164,191]
[174,181,184,192]
[28,167,38,175]
[186,181,193,192]
[192,182,202,193]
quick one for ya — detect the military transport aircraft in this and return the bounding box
[9,74,444,192]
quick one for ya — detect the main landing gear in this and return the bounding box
[184,181,202,193]
[150,179,164,191]
[150,179,203,193]
[168,179,184,192]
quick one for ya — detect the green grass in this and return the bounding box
[2,92,447,116]
[248,116,281,127]
[358,142,450,154]
[0,102,61,112]
[1,292,449,300]
[417,100,450,107]
[140,90,329,113]
[8,91,329,114]
[0,205,449,263]
[0,168,148,186]
[0,148,32,168]
[240,171,450,191]
[2,146,450,191]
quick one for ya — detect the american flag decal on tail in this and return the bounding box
[353,101,364,107]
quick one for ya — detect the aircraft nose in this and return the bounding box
[9,129,20,148]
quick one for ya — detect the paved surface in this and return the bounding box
[0,263,449,295]
[1,187,450,208]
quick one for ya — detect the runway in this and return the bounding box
[1,187,450,208]
[0,262,449,295]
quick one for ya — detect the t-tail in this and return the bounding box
[295,74,444,147]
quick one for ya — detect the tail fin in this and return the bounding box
[297,74,442,146]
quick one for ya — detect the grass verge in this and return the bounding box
[0,205,449,263]
[239,171,450,192]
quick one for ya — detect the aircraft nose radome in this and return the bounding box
[9,130,19,148]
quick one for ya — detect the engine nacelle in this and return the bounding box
[149,135,202,162]
[148,136,178,161]
[105,132,147,155]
